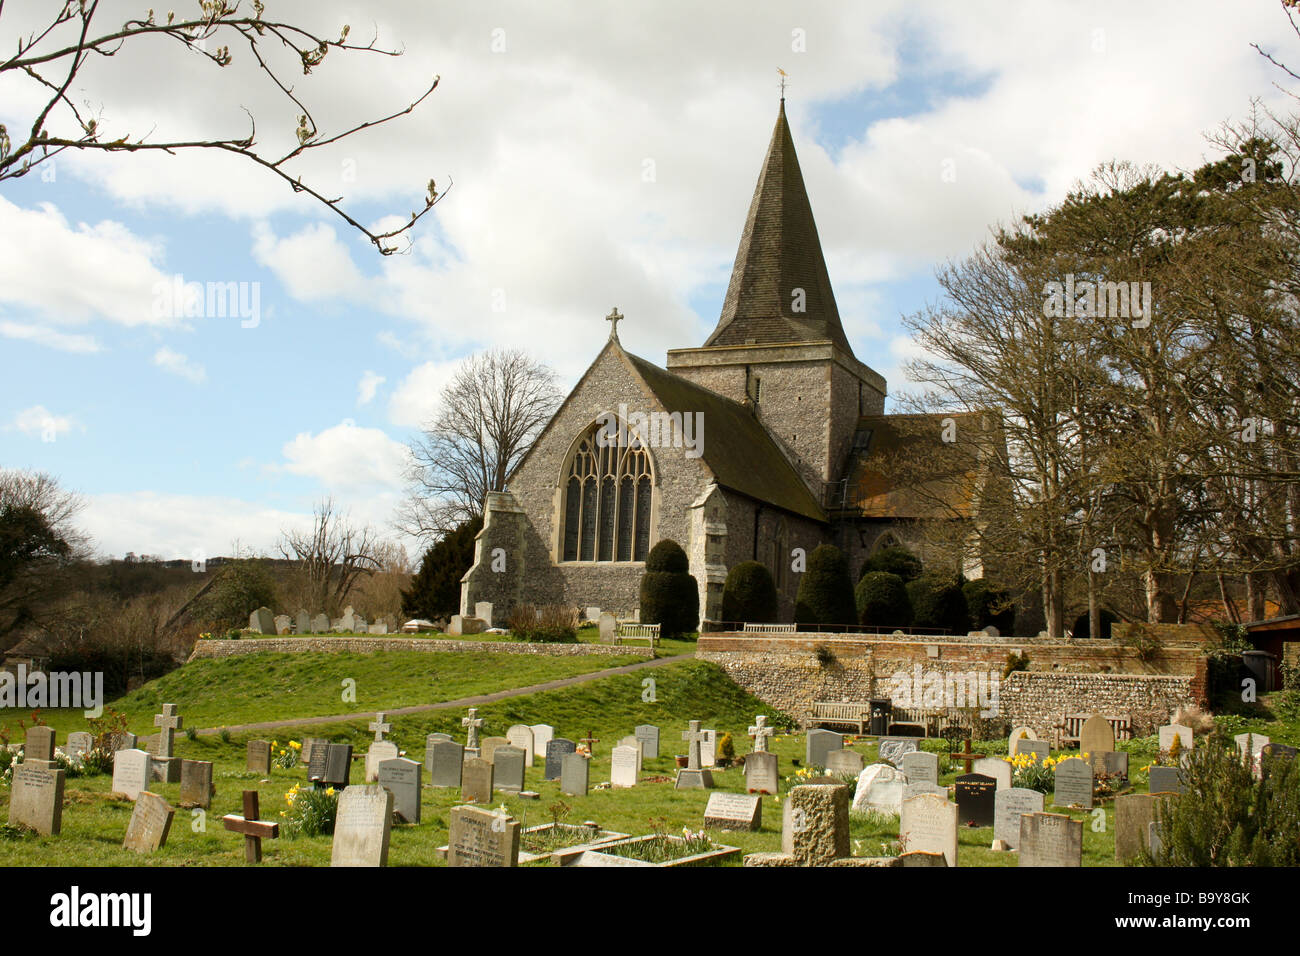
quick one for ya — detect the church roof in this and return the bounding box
[622,350,826,523]
[705,100,854,357]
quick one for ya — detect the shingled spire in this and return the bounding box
[706,100,854,356]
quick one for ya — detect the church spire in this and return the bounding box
[705,99,854,357]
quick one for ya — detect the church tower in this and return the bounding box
[667,99,885,503]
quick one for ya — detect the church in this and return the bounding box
[462,99,988,624]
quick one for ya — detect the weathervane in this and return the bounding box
[778,67,788,100]
[606,306,624,341]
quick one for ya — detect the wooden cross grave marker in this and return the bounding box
[579,730,600,756]
[948,738,987,776]
[222,790,279,863]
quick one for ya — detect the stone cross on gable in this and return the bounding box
[222,790,280,863]
[748,715,774,753]
[462,708,484,750]
[682,720,709,771]
[370,713,392,742]
[606,307,624,341]
[153,704,182,758]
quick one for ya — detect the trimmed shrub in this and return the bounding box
[794,545,857,626]
[855,571,912,627]
[401,516,482,621]
[639,539,699,638]
[721,561,779,623]
[906,574,969,634]
[859,545,923,583]
[963,578,1015,633]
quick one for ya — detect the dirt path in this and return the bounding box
[196,653,693,735]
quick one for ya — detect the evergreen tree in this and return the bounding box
[794,544,857,626]
[401,516,482,620]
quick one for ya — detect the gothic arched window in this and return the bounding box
[561,424,653,562]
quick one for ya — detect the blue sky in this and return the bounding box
[0,0,1289,559]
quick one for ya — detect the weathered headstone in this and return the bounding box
[699,728,718,767]
[611,745,639,788]
[955,773,997,827]
[311,612,330,633]
[826,749,864,776]
[1079,715,1114,756]
[364,740,399,783]
[530,724,555,759]
[745,750,779,794]
[1018,739,1050,762]
[1102,750,1130,781]
[1148,765,1186,795]
[474,601,494,628]
[1008,726,1041,755]
[301,737,328,769]
[109,731,137,752]
[783,784,850,865]
[111,748,152,800]
[461,756,494,803]
[462,708,485,752]
[634,723,660,759]
[331,785,392,867]
[851,763,906,814]
[122,791,174,854]
[178,759,214,808]
[377,757,422,824]
[274,614,292,634]
[598,611,617,643]
[1054,757,1094,809]
[494,745,527,793]
[250,606,276,634]
[560,752,589,797]
[480,736,509,764]
[246,739,272,775]
[66,731,94,762]
[428,740,465,788]
[902,750,939,786]
[321,743,353,788]
[747,715,775,753]
[296,609,311,634]
[877,736,918,768]
[616,735,644,771]
[993,787,1044,849]
[446,805,520,867]
[704,792,762,831]
[899,792,958,867]
[676,721,715,789]
[973,757,1012,790]
[806,729,843,769]
[506,725,535,766]
[1158,724,1194,755]
[1019,811,1082,866]
[545,738,576,780]
[9,729,64,835]
[1115,793,1165,862]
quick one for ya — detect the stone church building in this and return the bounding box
[462,100,985,625]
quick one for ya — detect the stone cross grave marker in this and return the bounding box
[1053,757,1094,809]
[370,713,391,742]
[223,790,280,863]
[377,757,422,824]
[494,745,526,792]
[112,748,152,800]
[178,759,214,809]
[611,745,639,788]
[122,790,175,854]
[993,787,1044,849]
[246,740,272,775]
[446,805,520,867]
[544,738,576,781]
[954,773,997,828]
[745,750,779,794]
[900,792,958,867]
[331,785,393,867]
[634,724,659,759]
[748,715,775,753]
[506,725,535,766]
[151,703,183,783]
[1019,811,1082,866]
[428,740,464,788]
[676,721,715,789]
[462,708,484,752]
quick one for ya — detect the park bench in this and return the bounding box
[1058,713,1132,749]
[614,622,659,649]
[742,623,798,634]
[809,701,873,734]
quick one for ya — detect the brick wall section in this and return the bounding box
[187,637,652,663]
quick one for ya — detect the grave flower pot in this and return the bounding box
[675,755,689,768]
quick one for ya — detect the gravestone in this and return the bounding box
[704,792,762,831]
[311,613,330,633]
[598,611,617,643]
[676,721,715,789]
[274,614,292,634]
[902,751,939,786]
[1149,821,1163,861]
[506,725,535,766]
[634,723,660,759]
[321,743,353,788]
[530,724,555,759]
[9,729,64,835]
[462,756,494,803]
[899,851,948,867]
[826,749,864,776]
[611,745,639,788]
[296,609,311,634]
[377,757,422,824]
[474,601,494,627]
[545,738,576,781]
[1008,726,1041,755]
[24,726,55,767]
[178,759,214,809]
[301,737,328,768]
[122,791,174,854]
[369,713,392,742]
[1158,724,1194,755]
[560,752,589,797]
[699,729,718,767]
[1101,750,1130,781]
[246,740,272,775]
[461,708,485,752]
[1079,715,1114,756]
[446,805,520,867]
[748,715,775,753]
[1115,793,1165,862]
[903,781,949,802]
[109,731,138,752]
[1019,811,1082,866]
[900,793,958,867]
[1053,757,1094,809]
[428,740,465,788]
[331,785,392,867]
[993,787,1044,849]
[66,731,94,761]
[744,750,779,794]
[150,703,183,784]
[877,736,918,768]
[851,763,906,814]
[955,773,997,827]
[480,736,509,764]
[1018,740,1050,762]
[111,748,152,800]
[494,746,527,793]
[806,729,843,769]
[249,606,275,634]
[617,736,644,771]
[782,784,850,865]
[974,757,1012,790]
[365,740,399,783]
[1236,733,1269,775]
[1148,766,1186,795]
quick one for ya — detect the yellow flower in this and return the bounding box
[290,740,302,750]
[326,787,335,796]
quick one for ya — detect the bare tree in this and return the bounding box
[397,348,562,540]
[279,498,381,615]
[0,0,445,253]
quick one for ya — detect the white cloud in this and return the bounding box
[387,358,464,428]
[7,405,76,439]
[280,421,410,493]
[251,221,368,301]
[0,321,102,353]
[357,370,386,406]
[153,346,207,384]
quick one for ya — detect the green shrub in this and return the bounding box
[507,604,579,642]
[855,572,912,627]
[859,545,923,583]
[1003,651,1030,678]
[1145,733,1300,866]
[639,540,698,638]
[906,573,969,634]
[402,516,482,621]
[963,578,1015,633]
[720,561,779,623]
[794,545,856,626]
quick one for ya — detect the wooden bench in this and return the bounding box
[809,701,873,734]
[614,622,660,649]
[742,623,797,634]
[1058,713,1132,750]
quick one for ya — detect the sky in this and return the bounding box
[0,0,1292,562]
